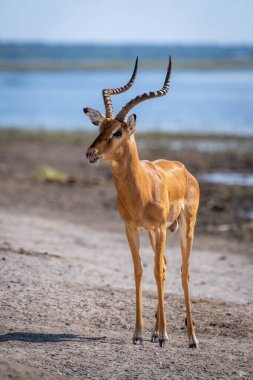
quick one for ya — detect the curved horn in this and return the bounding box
[102,57,138,118]
[116,56,172,122]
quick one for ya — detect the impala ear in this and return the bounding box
[126,114,136,135]
[83,108,105,126]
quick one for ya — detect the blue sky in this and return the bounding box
[0,0,253,44]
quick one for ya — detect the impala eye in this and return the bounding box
[113,130,122,138]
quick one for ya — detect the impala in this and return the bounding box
[84,57,199,348]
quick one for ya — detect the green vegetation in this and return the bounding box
[0,128,96,143]
[1,59,253,72]
[0,128,250,141]
[30,165,69,183]
[0,127,252,143]
[0,128,252,154]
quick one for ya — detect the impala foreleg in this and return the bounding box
[148,230,167,344]
[179,211,199,349]
[149,231,159,342]
[125,224,143,345]
[153,225,168,347]
[151,308,159,343]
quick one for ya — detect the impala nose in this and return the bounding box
[86,148,100,164]
[86,148,98,158]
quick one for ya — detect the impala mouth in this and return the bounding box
[86,152,102,166]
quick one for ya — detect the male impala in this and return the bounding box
[84,57,199,349]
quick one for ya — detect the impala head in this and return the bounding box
[84,56,172,165]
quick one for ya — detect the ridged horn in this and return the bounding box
[116,56,172,122]
[102,57,138,118]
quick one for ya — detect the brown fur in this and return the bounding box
[85,114,200,348]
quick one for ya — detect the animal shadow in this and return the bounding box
[0,332,107,343]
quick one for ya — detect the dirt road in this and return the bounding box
[0,209,252,379]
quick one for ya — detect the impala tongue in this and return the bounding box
[88,153,101,165]
[88,153,97,163]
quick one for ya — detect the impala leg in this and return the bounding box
[150,306,159,343]
[149,231,159,342]
[153,226,168,348]
[179,211,199,349]
[125,224,143,345]
[149,231,167,343]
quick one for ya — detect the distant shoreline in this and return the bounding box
[1,42,253,71]
[1,60,253,71]
[0,128,252,146]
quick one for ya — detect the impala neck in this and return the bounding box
[110,136,142,187]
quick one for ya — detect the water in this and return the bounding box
[200,173,253,187]
[0,69,253,135]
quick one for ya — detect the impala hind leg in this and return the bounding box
[152,226,168,347]
[179,210,199,349]
[125,224,143,345]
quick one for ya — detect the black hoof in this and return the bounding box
[151,333,158,343]
[133,337,143,345]
[189,340,199,349]
[159,339,168,348]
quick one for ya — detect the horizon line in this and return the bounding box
[0,39,253,47]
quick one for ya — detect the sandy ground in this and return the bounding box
[0,134,253,379]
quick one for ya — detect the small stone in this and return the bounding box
[219,255,227,261]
